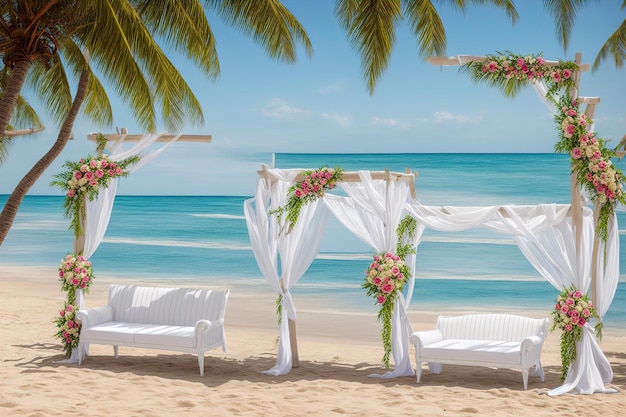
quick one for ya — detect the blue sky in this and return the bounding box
[1,1,624,197]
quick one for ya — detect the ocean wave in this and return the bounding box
[190,213,246,220]
[316,253,373,261]
[101,237,251,251]
[421,235,516,245]
[12,219,67,230]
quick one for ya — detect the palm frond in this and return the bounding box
[59,37,113,127]
[27,56,73,124]
[543,0,588,52]
[74,0,157,132]
[338,0,401,95]
[135,0,220,80]
[115,1,204,131]
[404,0,446,59]
[592,18,626,71]
[210,0,314,63]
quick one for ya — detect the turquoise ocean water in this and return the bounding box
[1,153,624,328]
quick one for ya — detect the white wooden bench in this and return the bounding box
[410,313,549,390]
[76,284,229,376]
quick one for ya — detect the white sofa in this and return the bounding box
[410,313,549,390]
[76,284,229,376]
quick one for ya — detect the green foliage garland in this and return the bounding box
[269,166,344,234]
[550,285,602,381]
[50,151,140,239]
[553,95,626,240]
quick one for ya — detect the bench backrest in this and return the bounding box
[437,314,548,342]
[107,284,229,326]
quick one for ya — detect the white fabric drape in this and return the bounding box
[324,171,415,378]
[70,133,181,364]
[403,201,617,394]
[244,168,330,375]
[83,133,181,259]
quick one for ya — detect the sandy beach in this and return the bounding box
[1,264,624,417]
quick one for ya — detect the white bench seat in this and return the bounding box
[76,284,229,376]
[410,313,549,390]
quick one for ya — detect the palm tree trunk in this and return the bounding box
[0,67,90,247]
[0,60,31,136]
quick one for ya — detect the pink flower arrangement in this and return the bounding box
[550,285,602,381]
[51,152,139,239]
[269,166,344,234]
[54,302,82,358]
[362,251,411,368]
[555,96,626,240]
[480,53,573,85]
[58,254,94,293]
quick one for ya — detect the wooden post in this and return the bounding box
[281,280,300,368]
[288,319,300,368]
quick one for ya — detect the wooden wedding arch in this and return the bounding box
[246,52,622,396]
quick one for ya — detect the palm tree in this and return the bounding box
[334,0,519,94]
[0,0,312,246]
[543,0,625,71]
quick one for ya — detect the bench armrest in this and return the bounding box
[194,318,225,348]
[75,305,114,328]
[521,335,543,351]
[410,329,443,349]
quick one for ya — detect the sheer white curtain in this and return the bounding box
[72,134,181,364]
[324,171,415,378]
[498,207,617,395]
[244,168,330,375]
[403,201,618,394]
[83,133,182,262]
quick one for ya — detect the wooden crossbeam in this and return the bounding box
[87,131,212,143]
[426,55,591,72]
[257,166,418,198]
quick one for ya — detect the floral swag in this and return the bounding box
[50,139,140,238]
[363,216,417,369]
[550,285,602,381]
[50,134,138,357]
[54,253,95,357]
[269,165,344,234]
[464,52,625,241]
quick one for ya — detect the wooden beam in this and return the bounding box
[257,166,419,198]
[426,55,591,72]
[87,132,212,143]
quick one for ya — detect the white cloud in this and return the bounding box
[321,112,352,128]
[317,81,344,94]
[261,98,305,119]
[432,111,478,124]
[372,116,408,129]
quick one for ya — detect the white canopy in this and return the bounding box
[244,167,620,395]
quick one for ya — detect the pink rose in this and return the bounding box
[561,304,570,313]
[564,324,573,332]
[95,169,104,178]
[84,171,94,180]
[488,61,498,72]
[582,309,590,318]
[573,290,582,299]
[381,283,394,294]
[571,148,583,159]
[67,189,75,198]
[377,295,386,304]
[578,318,586,326]
[562,69,572,79]
[391,266,400,276]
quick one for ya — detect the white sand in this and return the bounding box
[1,264,624,416]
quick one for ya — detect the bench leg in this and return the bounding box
[198,353,205,376]
[532,362,545,382]
[522,369,529,390]
[113,345,119,359]
[415,361,422,383]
